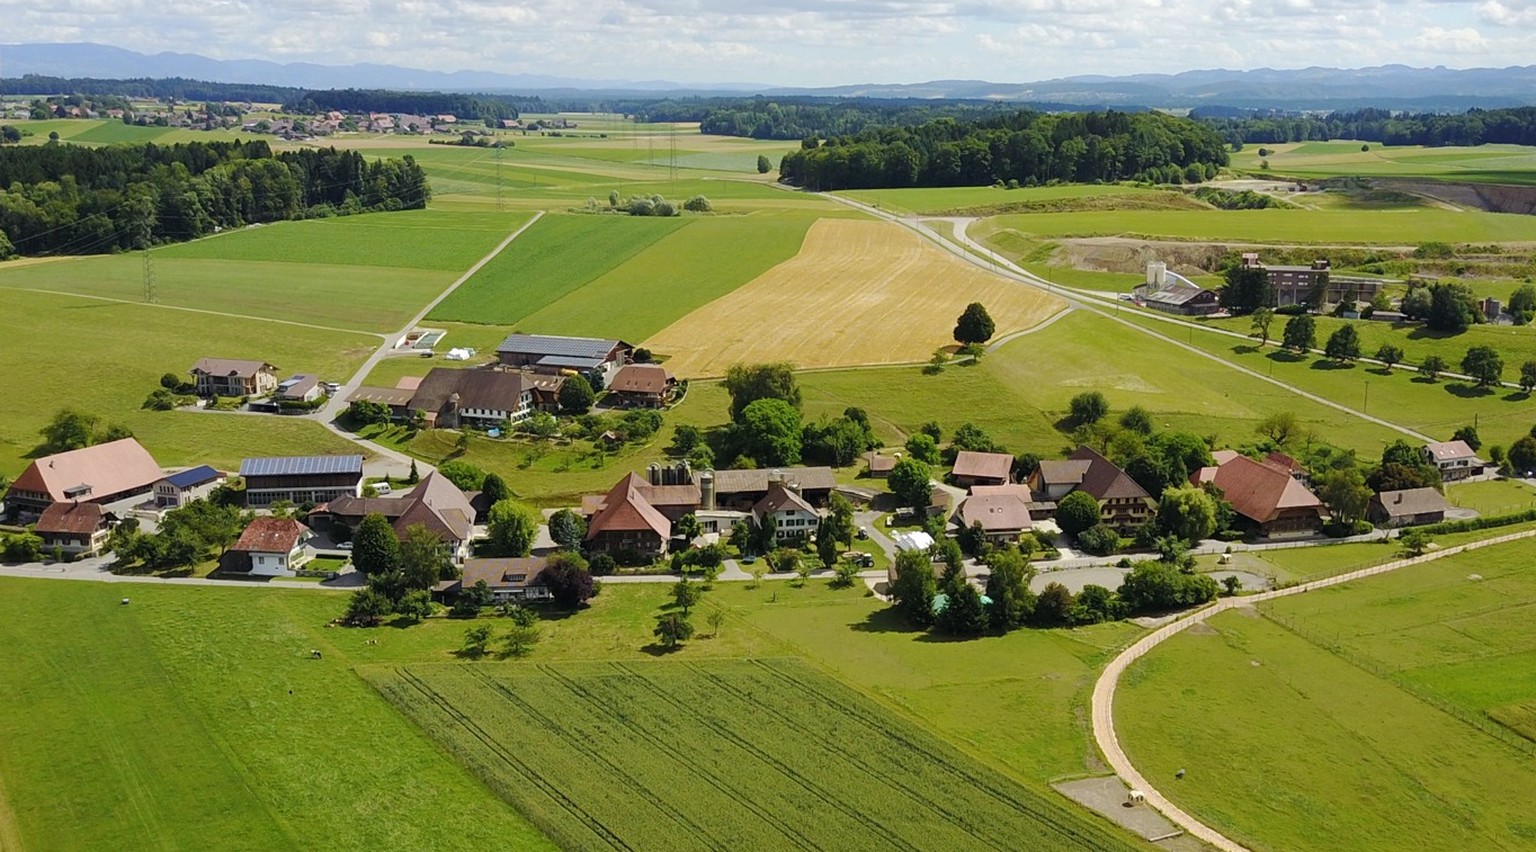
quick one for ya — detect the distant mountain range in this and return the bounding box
[4,43,1536,110]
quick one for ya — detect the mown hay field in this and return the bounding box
[1230,140,1536,185]
[366,658,1138,852]
[647,218,1066,376]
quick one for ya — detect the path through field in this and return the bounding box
[645,218,1066,377]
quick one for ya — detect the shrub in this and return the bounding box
[1077,524,1122,556]
[682,195,712,212]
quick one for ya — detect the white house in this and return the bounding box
[229,518,313,577]
[154,465,225,509]
[1423,440,1483,482]
[752,482,822,543]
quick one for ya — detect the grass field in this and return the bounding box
[1445,478,1536,516]
[0,289,372,478]
[1232,141,1536,185]
[1118,536,1536,851]
[368,659,1137,852]
[837,184,1163,216]
[0,578,553,851]
[981,205,1536,244]
[647,218,1067,376]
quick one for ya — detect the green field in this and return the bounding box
[369,659,1136,851]
[838,184,1163,216]
[982,205,1536,244]
[0,289,371,478]
[1232,141,1536,185]
[1118,537,1536,851]
[1445,478,1536,516]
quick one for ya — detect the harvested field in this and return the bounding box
[646,218,1065,376]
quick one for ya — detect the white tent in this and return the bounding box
[891,530,935,552]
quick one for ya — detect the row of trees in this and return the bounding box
[1260,311,1532,389]
[0,141,429,256]
[778,110,1230,191]
[1205,106,1536,148]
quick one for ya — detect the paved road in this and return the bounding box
[1088,527,1536,852]
[0,562,352,591]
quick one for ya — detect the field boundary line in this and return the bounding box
[1090,528,1536,852]
[1,287,386,338]
[0,770,21,852]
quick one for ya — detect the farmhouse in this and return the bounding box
[495,333,633,388]
[584,475,674,557]
[240,455,364,508]
[1422,440,1483,482]
[345,386,415,419]
[754,482,823,544]
[153,465,224,509]
[1368,488,1449,527]
[407,368,541,429]
[1193,453,1326,537]
[1133,262,1220,316]
[1240,254,1383,307]
[709,467,837,510]
[958,492,1032,545]
[33,502,116,557]
[1030,447,1153,533]
[436,557,552,603]
[189,358,278,397]
[311,471,476,562]
[1028,458,1093,502]
[951,451,1014,488]
[606,364,677,408]
[4,438,163,519]
[228,517,313,577]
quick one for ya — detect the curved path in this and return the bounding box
[1090,527,1536,852]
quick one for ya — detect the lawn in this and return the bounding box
[0,289,373,478]
[0,578,553,851]
[1445,478,1536,516]
[982,205,1536,244]
[367,659,1136,851]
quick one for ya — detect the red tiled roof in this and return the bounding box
[231,518,310,553]
[9,438,162,504]
[34,502,109,535]
[1425,440,1476,462]
[1194,454,1322,524]
[959,494,1032,532]
[609,364,674,395]
[585,474,671,540]
[952,451,1013,481]
[1069,446,1150,501]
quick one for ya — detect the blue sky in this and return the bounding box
[2,0,1531,86]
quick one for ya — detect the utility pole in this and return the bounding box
[142,249,157,304]
[494,144,505,213]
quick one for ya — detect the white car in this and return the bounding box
[337,542,354,551]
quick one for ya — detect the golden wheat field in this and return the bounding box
[645,218,1066,377]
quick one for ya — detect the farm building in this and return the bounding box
[436,557,552,603]
[584,475,674,558]
[276,374,324,403]
[189,358,278,397]
[865,452,897,479]
[345,386,415,419]
[153,465,224,509]
[1368,488,1449,527]
[311,471,476,562]
[1133,262,1220,316]
[710,467,837,510]
[1422,440,1483,482]
[33,502,116,557]
[495,333,633,389]
[240,455,363,508]
[1193,453,1325,537]
[1030,447,1154,534]
[1239,255,1383,306]
[958,492,1032,545]
[951,451,1014,488]
[4,438,163,519]
[406,368,544,429]
[227,517,313,577]
[606,364,678,408]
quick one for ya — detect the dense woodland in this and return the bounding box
[279,90,529,121]
[1205,106,1536,147]
[0,141,429,256]
[692,99,1031,139]
[777,110,1230,190]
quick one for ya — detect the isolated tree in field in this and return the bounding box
[888,457,933,513]
[1256,410,1301,446]
[1068,391,1109,426]
[487,499,540,556]
[737,398,803,466]
[671,578,702,615]
[889,548,937,626]
[1056,490,1101,537]
[1282,314,1316,352]
[984,548,1036,630]
[1461,346,1504,387]
[399,523,453,591]
[1157,486,1218,544]
[904,433,941,464]
[559,374,596,414]
[1119,406,1154,436]
[395,589,434,623]
[1398,528,1433,557]
[756,154,772,174]
[343,587,392,627]
[1508,284,1536,325]
[706,608,727,637]
[953,302,996,345]
[682,195,712,212]
[1374,344,1403,369]
[500,621,541,658]
[1250,306,1275,344]
[1420,354,1447,380]
[723,362,800,421]
[539,551,597,608]
[1507,436,1536,473]
[352,513,401,576]
[653,612,694,650]
[461,624,493,657]
[1520,360,1536,394]
[1324,324,1361,362]
[547,508,587,550]
[1451,425,1481,452]
[1221,265,1272,314]
[1316,467,1371,525]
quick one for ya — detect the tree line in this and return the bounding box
[1203,106,1536,148]
[279,90,531,121]
[0,141,429,256]
[777,110,1230,191]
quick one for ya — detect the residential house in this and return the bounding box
[958,492,1032,545]
[709,467,837,510]
[190,358,278,397]
[312,471,476,562]
[495,333,633,388]
[4,438,163,519]
[154,465,224,509]
[865,452,897,479]
[1193,454,1326,537]
[1423,440,1483,482]
[753,482,822,543]
[436,557,552,603]
[1028,458,1094,503]
[240,455,364,508]
[407,368,538,429]
[607,364,677,408]
[276,374,323,403]
[951,451,1014,489]
[1134,262,1221,316]
[1368,488,1449,528]
[34,502,116,557]
[228,517,313,577]
[1028,448,1154,534]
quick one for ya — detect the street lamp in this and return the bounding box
[1364,380,1370,414]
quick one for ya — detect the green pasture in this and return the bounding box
[428,213,690,325]
[0,289,371,478]
[1445,478,1536,516]
[1232,141,1536,185]
[838,183,1160,216]
[0,578,553,851]
[983,205,1536,244]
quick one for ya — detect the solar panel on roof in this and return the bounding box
[239,455,363,477]
[163,465,221,489]
[495,334,620,360]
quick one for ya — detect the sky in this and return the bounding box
[2,0,1534,86]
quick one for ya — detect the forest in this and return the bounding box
[1203,106,1536,147]
[777,110,1230,190]
[0,141,430,257]
[279,90,532,121]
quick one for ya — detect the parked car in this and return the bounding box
[856,526,869,540]
[373,482,392,495]
[337,541,354,551]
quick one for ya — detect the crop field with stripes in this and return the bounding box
[366,658,1137,852]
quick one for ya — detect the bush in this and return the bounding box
[1417,508,1536,535]
[1077,524,1122,556]
[1056,491,1100,536]
[682,195,712,212]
